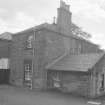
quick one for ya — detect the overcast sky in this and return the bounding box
[0,0,105,49]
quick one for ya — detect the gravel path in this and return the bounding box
[0,85,103,105]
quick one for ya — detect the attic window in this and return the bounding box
[26,35,33,49]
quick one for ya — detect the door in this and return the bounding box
[47,71,61,89]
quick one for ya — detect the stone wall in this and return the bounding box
[10,30,34,87]
[62,71,90,96]
[90,54,105,97]
[47,70,90,97]
[10,29,47,89]
[32,29,47,90]
[79,40,101,54]
[0,40,11,58]
[45,31,66,64]
[45,30,102,64]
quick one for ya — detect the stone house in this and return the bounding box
[9,1,105,98]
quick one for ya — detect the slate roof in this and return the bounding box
[13,23,99,48]
[46,53,104,72]
[0,32,12,40]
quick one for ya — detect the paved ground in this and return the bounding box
[0,85,104,105]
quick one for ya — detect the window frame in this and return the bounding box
[24,60,33,88]
[26,35,34,49]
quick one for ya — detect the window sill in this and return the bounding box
[25,48,33,50]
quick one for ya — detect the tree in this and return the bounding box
[71,23,91,39]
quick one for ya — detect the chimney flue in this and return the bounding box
[57,0,72,32]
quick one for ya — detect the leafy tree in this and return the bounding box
[71,23,91,39]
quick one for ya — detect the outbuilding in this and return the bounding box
[46,53,105,98]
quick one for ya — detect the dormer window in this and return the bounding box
[26,35,33,49]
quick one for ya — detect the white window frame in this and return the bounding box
[25,64,30,71]
[24,64,32,81]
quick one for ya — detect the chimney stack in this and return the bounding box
[57,0,72,33]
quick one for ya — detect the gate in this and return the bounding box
[0,69,10,84]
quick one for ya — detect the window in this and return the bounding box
[77,44,81,54]
[25,64,31,71]
[24,64,32,81]
[101,74,104,89]
[26,35,33,49]
[24,72,32,80]
[24,60,32,88]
